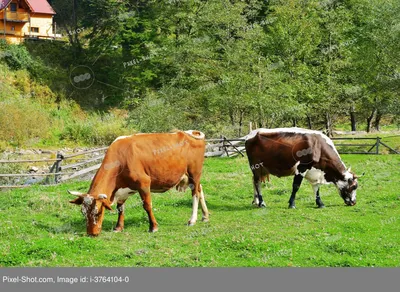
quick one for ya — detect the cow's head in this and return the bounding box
[336,169,358,206]
[68,190,112,236]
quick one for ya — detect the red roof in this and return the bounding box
[25,0,56,15]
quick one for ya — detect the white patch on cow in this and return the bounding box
[252,181,260,205]
[304,167,328,185]
[184,130,205,140]
[336,180,348,190]
[91,205,99,226]
[114,188,136,205]
[84,196,94,205]
[311,184,320,195]
[351,190,356,202]
[344,171,353,180]
[112,135,131,143]
[336,170,354,190]
[188,195,199,225]
[246,128,345,168]
[294,161,301,175]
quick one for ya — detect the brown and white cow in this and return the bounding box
[68,130,209,236]
[245,128,359,209]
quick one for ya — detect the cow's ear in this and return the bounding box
[103,201,112,211]
[70,197,84,205]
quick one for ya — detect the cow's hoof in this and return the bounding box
[187,221,196,226]
[317,204,325,209]
[201,217,209,222]
[258,202,266,208]
[288,205,296,209]
[149,228,158,233]
[113,227,123,232]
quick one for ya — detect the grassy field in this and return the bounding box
[0,154,399,267]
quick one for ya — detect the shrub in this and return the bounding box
[59,110,133,146]
[0,98,51,146]
[1,43,33,71]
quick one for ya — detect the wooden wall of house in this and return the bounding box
[30,14,53,37]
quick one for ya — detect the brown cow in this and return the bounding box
[68,130,209,236]
[245,128,359,209]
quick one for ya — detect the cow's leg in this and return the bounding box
[288,174,304,209]
[187,172,203,226]
[138,187,158,233]
[188,181,201,226]
[199,184,209,222]
[313,185,325,208]
[252,176,266,207]
[113,201,126,232]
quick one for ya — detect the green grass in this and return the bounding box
[0,155,399,267]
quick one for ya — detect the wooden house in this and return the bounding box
[0,0,55,44]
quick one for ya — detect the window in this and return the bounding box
[10,3,17,12]
[31,27,39,33]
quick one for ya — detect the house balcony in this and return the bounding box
[0,29,23,36]
[0,11,29,22]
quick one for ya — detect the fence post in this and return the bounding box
[376,137,380,155]
[54,152,63,183]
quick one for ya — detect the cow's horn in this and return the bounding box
[347,167,351,172]
[98,194,108,199]
[68,190,84,196]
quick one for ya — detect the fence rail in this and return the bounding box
[0,136,398,189]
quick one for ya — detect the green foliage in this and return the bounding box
[0,98,51,146]
[0,43,33,71]
[59,111,134,145]
[1,0,400,150]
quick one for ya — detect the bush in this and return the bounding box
[0,98,51,146]
[0,43,33,71]
[59,110,133,146]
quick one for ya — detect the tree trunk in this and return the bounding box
[325,112,333,137]
[292,118,297,127]
[238,111,244,137]
[366,109,376,133]
[306,115,312,129]
[373,110,382,131]
[350,104,357,131]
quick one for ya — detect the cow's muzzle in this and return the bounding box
[345,200,356,206]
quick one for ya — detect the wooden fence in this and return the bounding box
[0,147,108,189]
[0,136,398,189]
